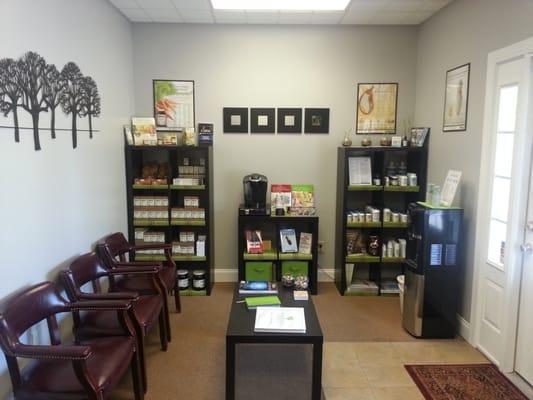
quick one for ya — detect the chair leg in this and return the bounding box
[131,351,144,400]
[136,332,148,393]
[174,280,181,314]
[163,292,172,343]
[159,311,168,351]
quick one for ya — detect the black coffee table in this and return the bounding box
[226,286,323,400]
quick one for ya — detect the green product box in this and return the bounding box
[281,261,308,277]
[245,262,273,282]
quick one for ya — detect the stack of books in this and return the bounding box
[346,279,379,296]
[244,296,281,310]
[238,281,278,294]
[380,280,400,295]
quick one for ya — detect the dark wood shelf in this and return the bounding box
[335,138,429,296]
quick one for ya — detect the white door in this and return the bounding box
[515,135,533,384]
[473,44,533,371]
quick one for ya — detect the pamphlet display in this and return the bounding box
[298,233,313,255]
[440,170,462,207]
[132,117,157,146]
[246,230,263,254]
[271,184,292,215]
[348,157,372,185]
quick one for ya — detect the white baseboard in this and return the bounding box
[214,268,335,282]
[457,314,472,343]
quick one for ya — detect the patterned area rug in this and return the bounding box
[405,364,528,400]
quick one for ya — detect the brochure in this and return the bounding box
[254,307,306,333]
[132,117,157,146]
[271,184,292,215]
[246,230,263,254]
[280,229,298,253]
[299,232,312,254]
[291,184,314,208]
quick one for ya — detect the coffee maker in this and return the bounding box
[240,173,269,215]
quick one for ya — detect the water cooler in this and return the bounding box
[403,202,463,338]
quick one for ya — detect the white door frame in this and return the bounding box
[470,36,533,373]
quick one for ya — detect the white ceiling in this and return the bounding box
[109,0,454,25]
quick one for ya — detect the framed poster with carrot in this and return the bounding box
[153,80,195,131]
[356,83,398,134]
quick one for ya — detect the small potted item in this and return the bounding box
[342,130,352,147]
[361,138,372,147]
[294,276,309,290]
[368,235,380,256]
[281,274,295,287]
[380,137,392,146]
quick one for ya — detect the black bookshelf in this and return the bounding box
[238,214,319,295]
[334,141,429,296]
[125,145,214,295]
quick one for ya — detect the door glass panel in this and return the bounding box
[488,219,507,268]
[490,177,511,222]
[494,133,514,178]
[497,85,519,132]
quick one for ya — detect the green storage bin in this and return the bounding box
[281,261,308,278]
[245,262,273,281]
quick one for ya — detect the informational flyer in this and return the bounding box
[348,157,372,185]
[441,170,462,206]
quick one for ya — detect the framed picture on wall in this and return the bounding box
[153,80,195,131]
[443,63,470,132]
[304,108,330,134]
[223,107,248,133]
[277,108,302,134]
[251,108,275,134]
[356,83,398,134]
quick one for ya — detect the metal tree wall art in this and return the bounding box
[0,51,101,151]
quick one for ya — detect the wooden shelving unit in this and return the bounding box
[125,145,214,295]
[334,142,428,296]
[238,214,319,295]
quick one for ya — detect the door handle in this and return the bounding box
[521,243,532,253]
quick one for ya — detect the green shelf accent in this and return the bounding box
[383,185,419,192]
[417,201,462,210]
[132,184,169,190]
[133,219,169,227]
[382,257,406,263]
[348,185,383,191]
[170,185,206,190]
[347,222,381,228]
[344,290,379,296]
[179,289,207,296]
[345,255,380,263]
[278,253,313,261]
[382,222,409,228]
[170,220,206,226]
[135,255,166,262]
[243,251,278,261]
[172,255,207,262]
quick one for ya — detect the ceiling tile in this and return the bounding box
[246,11,279,24]
[348,0,389,12]
[135,0,174,8]
[340,10,378,24]
[144,8,183,21]
[311,11,344,24]
[400,10,435,24]
[171,0,211,9]
[278,11,312,24]
[109,0,139,8]
[120,8,152,21]
[180,9,214,23]
[213,10,247,23]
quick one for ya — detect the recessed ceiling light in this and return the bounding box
[211,0,350,11]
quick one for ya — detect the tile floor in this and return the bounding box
[322,340,489,400]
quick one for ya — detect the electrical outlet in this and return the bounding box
[318,241,325,254]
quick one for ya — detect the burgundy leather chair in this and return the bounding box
[0,282,143,400]
[61,252,169,392]
[96,232,179,341]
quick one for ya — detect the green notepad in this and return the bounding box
[245,296,281,310]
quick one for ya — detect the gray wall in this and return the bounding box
[414,0,533,321]
[0,0,133,397]
[132,24,419,274]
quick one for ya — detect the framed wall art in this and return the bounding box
[153,80,195,131]
[304,108,329,134]
[223,107,248,133]
[251,108,275,134]
[443,63,470,132]
[356,83,398,134]
[277,108,302,134]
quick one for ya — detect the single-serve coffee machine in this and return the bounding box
[240,173,269,215]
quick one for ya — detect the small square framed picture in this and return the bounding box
[304,108,330,134]
[277,108,302,134]
[251,108,275,134]
[223,107,248,133]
